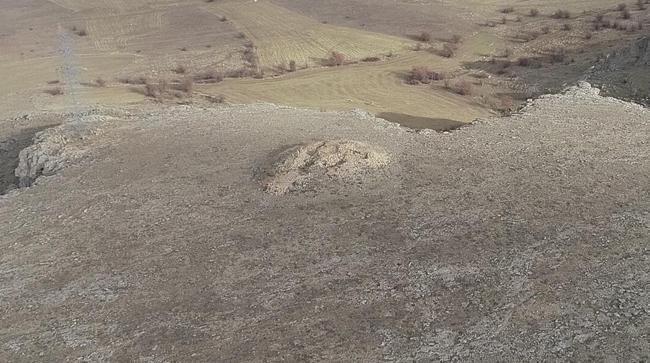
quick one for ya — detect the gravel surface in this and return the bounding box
[0,83,648,361]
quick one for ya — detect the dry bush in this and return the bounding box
[562,23,573,31]
[451,34,463,44]
[438,43,456,58]
[179,77,194,93]
[617,3,627,11]
[552,10,571,19]
[444,79,473,95]
[225,67,257,78]
[517,57,531,66]
[406,66,444,84]
[180,47,188,51]
[235,32,246,39]
[501,7,515,14]
[173,65,187,74]
[289,60,297,72]
[541,26,551,34]
[595,14,604,22]
[501,16,508,24]
[47,80,60,85]
[220,16,228,22]
[118,76,148,85]
[361,56,381,62]
[205,94,225,103]
[243,44,259,67]
[417,31,432,42]
[622,9,631,19]
[529,8,540,17]
[143,80,168,100]
[193,70,224,83]
[44,87,63,96]
[585,31,594,39]
[95,78,106,87]
[327,51,346,66]
[549,47,567,63]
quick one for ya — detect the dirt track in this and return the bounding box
[0,83,648,361]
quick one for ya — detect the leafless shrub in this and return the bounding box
[144,80,169,100]
[517,57,531,66]
[438,43,456,58]
[552,10,571,19]
[361,56,381,62]
[327,51,346,66]
[595,14,604,22]
[501,16,507,24]
[585,31,593,39]
[417,31,432,42]
[47,80,60,85]
[444,79,473,95]
[205,94,225,103]
[289,60,297,72]
[622,9,631,19]
[193,70,224,83]
[220,16,228,22]
[549,47,567,63]
[501,7,515,14]
[173,65,187,74]
[617,3,627,11]
[180,47,188,51]
[406,66,444,84]
[95,78,106,87]
[179,77,194,93]
[118,76,148,85]
[44,87,63,96]
[236,32,246,39]
[529,8,540,17]
[451,34,463,44]
[225,67,257,78]
[541,26,551,34]
[562,23,573,31]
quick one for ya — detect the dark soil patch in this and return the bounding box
[377,112,465,131]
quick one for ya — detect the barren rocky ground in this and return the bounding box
[0,83,648,361]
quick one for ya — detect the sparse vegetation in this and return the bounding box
[529,8,540,17]
[417,31,432,42]
[617,3,627,11]
[95,78,107,87]
[552,10,571,19]
[205,94,225,103]
[361,56,381,62]
[517,57,531,66]
[144,80,169,101]
[289,60,297,72]
[406,66,444,85]
[118,76,149,85]
[444,79,473,96]
[44,87,64,96]
[622,9,631,19]
[562,23,573,31]
[451,34,462,44]
[193,70,224,83]
[327,51,346,66]
[438,43,456,58]
[542,26,551,34]
[179,77,194,93]
[500,7,515,14]
[173,65,187,74]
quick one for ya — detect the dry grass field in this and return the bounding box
[1,0,647,122]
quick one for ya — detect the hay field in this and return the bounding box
[205,1,412,68]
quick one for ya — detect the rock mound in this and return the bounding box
[15,116,110,187]
[261,140,391,194]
